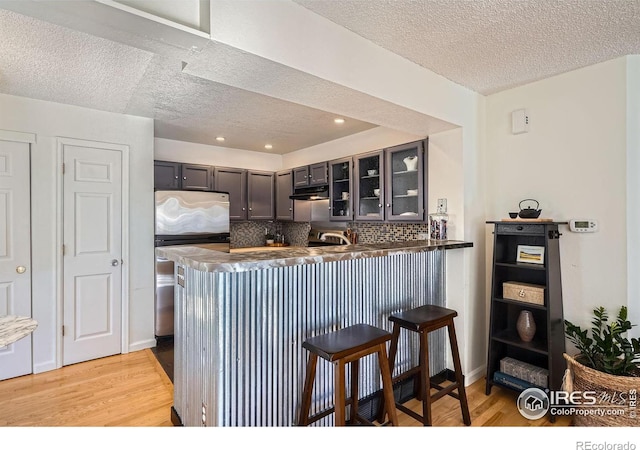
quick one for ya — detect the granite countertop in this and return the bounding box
[0,315,38,347]
[156,240,473,273]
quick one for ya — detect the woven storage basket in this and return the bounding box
[564,353,640,426]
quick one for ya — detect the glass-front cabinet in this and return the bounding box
[354,150,384,221]
[328,157,353,221]
[385,140,426,221]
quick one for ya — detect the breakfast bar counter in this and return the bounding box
[157,240,472,426]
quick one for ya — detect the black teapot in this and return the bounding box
[518,199,542,219]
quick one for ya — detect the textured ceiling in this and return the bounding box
[296,0,640,94]
[1,1,639,154]
[0,7,377,154]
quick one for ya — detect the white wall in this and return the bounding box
[485,57,629,335]
[627,55,640,338]
[0,93,155,373]
[155,137,282,171]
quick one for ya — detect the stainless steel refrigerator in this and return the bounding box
[154,190,230,339]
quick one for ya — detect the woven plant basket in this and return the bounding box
[563,353,640,426]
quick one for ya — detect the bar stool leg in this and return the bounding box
[349,359,360,425]
[334,360,347,426]
[447,320,471,426]
[419,330,432,426]
[376,324,400,423]
[299,353,318,426]
[378,343,399,426]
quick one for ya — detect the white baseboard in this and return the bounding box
[33,360,58,374]
[465,365,486,386]
[129,338,156,353]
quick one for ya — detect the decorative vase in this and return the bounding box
[403,155,418,171]
[516,310,536,342]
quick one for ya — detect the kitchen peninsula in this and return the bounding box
[156,240,472,426]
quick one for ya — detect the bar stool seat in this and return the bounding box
[298,323,399,426]
[378,305,471,426]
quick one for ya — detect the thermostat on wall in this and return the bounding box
[569,219,598,233]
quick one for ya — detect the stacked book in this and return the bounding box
[499,357,548,388]
[492,371,538,391]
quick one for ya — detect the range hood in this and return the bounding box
[289,184,329,201]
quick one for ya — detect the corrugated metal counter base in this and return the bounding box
[172,243,471,426]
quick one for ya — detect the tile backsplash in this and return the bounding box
[230,220,430,248]
[349,222,430,244]
[230,221,310,248]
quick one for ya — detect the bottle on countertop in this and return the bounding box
[346,226,357,244]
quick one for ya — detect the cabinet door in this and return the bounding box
[309,162,328,185]
[154,160,181,190]
[385,140,426,221]
[182,164,212,191]
[354,150,384,221]
[275,170,294,221]
[214,167,247,221]
[248,171,275,220]
[328,157,352,221]
[293,167,309,187]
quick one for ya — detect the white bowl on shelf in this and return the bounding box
[373,189,380,197]
[367,169,377,176]
[407,189,418,196]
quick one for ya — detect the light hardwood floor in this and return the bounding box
[0,349,570,427]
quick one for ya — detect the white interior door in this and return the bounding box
[63,141,122,366]
[0,139,32,380]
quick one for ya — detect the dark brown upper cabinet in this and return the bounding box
[247,170,275,220]
[154,160,181,190]
[154,160,213,191]
[181,164,213,191]
[384,140,427,222]
[328,157,353,222]
[275,170,294,221]
[214,167,248,221]
[354,150,384,221]
[293,162,328,188]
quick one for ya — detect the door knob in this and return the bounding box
[111,259,119,267]
[16,266,26,274]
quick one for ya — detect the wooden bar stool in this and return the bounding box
[378,305,471,426]
[298,323,399,426]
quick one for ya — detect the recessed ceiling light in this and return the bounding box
[264,144,273,150]
[334,118,345,124]
[216,136,225,142]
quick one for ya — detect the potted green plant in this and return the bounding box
[563,306,640,426]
